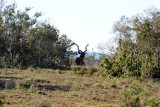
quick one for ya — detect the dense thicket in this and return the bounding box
[100,8,160,78]
[0,4,74,69]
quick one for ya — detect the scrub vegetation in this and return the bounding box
[0,1,160,107]
[0,68,160,107]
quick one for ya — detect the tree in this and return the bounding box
[0,4,40,68]
[28,23,59,66]
[55,34,74,66]
[100,7,160,78]
[133,8,160,78]
[0,0,4,10]
[0,3,74,69]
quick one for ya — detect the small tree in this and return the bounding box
[100,7,160,78]
[0,3,74,69]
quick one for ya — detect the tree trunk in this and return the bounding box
[156,49,160,71]
[38,53,41,66]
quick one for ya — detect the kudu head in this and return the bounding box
[75,43,89,65]
[75,44,89,57]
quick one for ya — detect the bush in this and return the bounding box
[146,98,160,107]
[121,85,143,107]
[122,95,140,107]
[73,66,98,75]
[122,85,143,98]
[24,77,47,83]
[86,67,98,75]
[73,67,87,75]
[0,57,10,68]
[27,84,38,93]
[40,62,52,69]
[26,67,35,72]
[0,95,4,106]
[99,57,123,77]
[107,83,117,88]
[99,53,141,78]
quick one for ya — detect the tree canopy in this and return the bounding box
[100,8,160,78]
[0,4,74,69]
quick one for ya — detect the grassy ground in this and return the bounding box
[0,68,160,107]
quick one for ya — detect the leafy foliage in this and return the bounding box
[0,94,4,106]
[0,4,74,69]
[100,8,160,79]
[73,66,98,75]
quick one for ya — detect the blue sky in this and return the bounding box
[7,0,160,52]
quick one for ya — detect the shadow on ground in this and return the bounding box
[0,77,23,89]
[21,84,71,91]
[0,77,71,91]
[0,76,23,80]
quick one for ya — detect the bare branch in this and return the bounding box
[0,0,4,10]
[97,39,117,55]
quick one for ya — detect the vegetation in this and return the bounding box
[73,66,98,75]
[1,1,160,107]
[0,69,160,106]
[99,8,160,79]
[0,3,74,69]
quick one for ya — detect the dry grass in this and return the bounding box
[0,68,160,107]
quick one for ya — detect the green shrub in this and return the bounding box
[146,98,160,107]
[34,77,46,83]
[0,95,4,106]
[122,95,140,107]
[27,84,38,93]
[26,67,35,72]
[0,57,10,68]
[15,84,22,89]
[93,83,102,87]
[121,85,143,107]
[99,57,124,77]
[0,99,3,106]
[86,67,98,75]
[24,77,47,83]
[73,67,98,75]
[40,61,52,69]
[73,67,87,75]
[122,85,143,98]
[107,83,117,88]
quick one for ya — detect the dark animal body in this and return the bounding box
[75,44,89,65]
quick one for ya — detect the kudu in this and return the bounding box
[75,44,89,65]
